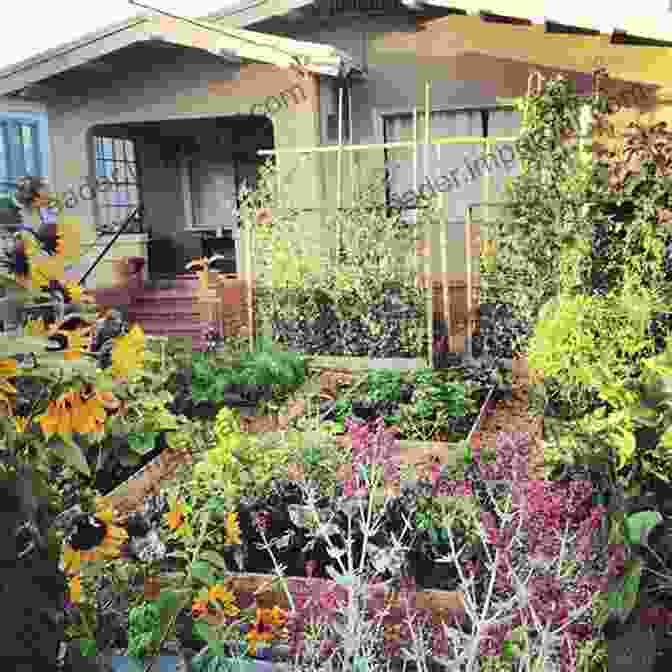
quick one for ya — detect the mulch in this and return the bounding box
[475,355,546,480]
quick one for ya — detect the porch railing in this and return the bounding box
[78,205,144,287]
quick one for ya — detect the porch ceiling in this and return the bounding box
[0,12,362,99]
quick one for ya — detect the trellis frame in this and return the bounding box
[249,80,520,365]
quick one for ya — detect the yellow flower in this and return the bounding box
[0,358,17,412]
[29,255,65,287]
[15,416,28,433]
[65,283,84,304]
[68,575,82,604]
[165,501,187,530]
[57,216,82,264]
[38,389,106,438]
[60,500,128,574]
[62,544,82,575]
[71,393,106,435]
[24,317,49,337]
[61,328,92,361]
[0,358,18,379]
[269,605,287,627]
[39,392,74,438]
[225,512,241,545]
[208,585,239,618]
[110,325,146,379]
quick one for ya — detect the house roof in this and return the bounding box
[0,10,362,99]
[202,0,672,47]
[201,1,672,95]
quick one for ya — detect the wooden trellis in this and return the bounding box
[246,81,520,365]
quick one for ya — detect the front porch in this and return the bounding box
[81,114,273,288]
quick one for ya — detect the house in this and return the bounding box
[0,2,671,348]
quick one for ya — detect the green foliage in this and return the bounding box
[238,159,429,357]
[543,335,672,488]
[482,75,599,334]
[366,369,403,403]
[193,406,291,499]
[283,426,352,496]
[190,337,306,404]
[127,601,162,660]
[415,493,482,546]
[528,284,661,406]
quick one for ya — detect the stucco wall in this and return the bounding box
[40,40,321,282]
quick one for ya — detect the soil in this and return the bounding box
[476,355,546,480]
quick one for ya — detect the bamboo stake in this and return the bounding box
[337,85,343,259]
[424,81,433,368]
[465,205,473,359]
[257,136,519,156]
[247,219,254,352]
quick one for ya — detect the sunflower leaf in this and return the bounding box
[156,589,181,636]
[48,435,91,477]
[0,336,51,357]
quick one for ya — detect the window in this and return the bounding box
[382,107,521,221]
[0,118,42,193]
[93,136,143,234]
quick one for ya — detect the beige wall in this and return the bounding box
[40,41,321,283]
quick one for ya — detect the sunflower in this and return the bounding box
[60,498,128,574]
[61,329,93,361]
[224,511,241,545]
[165,500,187,531]
[14,416,29,433]
[208,585,239,618]
[109,325,146,379]
[24,317,49,337]
[0,358,17,413]
[38,389,108,438]
[48,316,95,359]
[38,390,75,438]
[68,575,82,604]
[63,282,94,305]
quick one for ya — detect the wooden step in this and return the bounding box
[128,304,203,319]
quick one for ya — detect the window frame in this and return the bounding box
[0,114,46,194]
[92,135,143,235]
[375,104,519,212]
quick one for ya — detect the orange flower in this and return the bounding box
[39,389,107,438]
[207,584,239,617]
[165,501,187,530]
[68,575,82,604]
[39,392,75,437]
[191,598,208,619]
[246,625,273,656]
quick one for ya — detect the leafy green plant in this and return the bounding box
[192,407,291,500]
[239,159,430,357]
[366,369,403,403]
[283,425,352,496]
[127,601,162,659]
[415,493,481,546]
[528,285,661,410]
[190,338,306,404]
[396,378,469,442]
